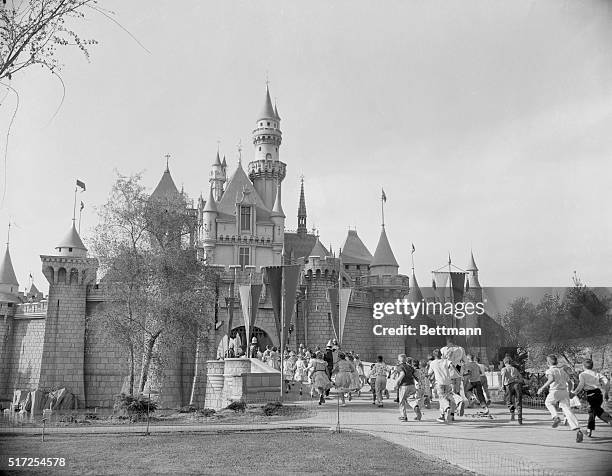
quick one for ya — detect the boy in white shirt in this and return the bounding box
[428,349,457,423]
[538,354,583,443]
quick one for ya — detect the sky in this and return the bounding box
[1,0,611,293]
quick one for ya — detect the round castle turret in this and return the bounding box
[248,85,286,210]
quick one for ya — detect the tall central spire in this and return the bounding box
[297,176,307,236]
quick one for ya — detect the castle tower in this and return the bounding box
[248,85,286,210]
[369,226,399,276]
[465,251,482,302]
[209,150,226,201]
[202,186,218,263]
[297,177,307,237]
[38,222,98,406]
[340,229,372,280]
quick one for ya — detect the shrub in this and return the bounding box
[225,401,246,412]
[179,405,197,413]
[262,402,283,416]
[199,408,216,417]
[113,394,157,418]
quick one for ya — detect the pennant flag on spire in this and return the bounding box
[76,179,86,191]
[381,188,387,202]
[80,201,85,211]
[411,243,416,254]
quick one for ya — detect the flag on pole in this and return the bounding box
[76,179,86,191]
[411,243,416,254]
[80,201,85,211]
[381,188,387,202]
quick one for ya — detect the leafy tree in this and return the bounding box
[500,279,611,370]
[90,172,217,397]
[0,0,100,81]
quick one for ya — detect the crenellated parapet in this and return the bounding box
[303,256,339,282]
[247,159,286,181]
[355,273,409,292]
[40,255,98,286]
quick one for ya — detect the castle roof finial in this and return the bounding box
[297,176,307,235]
[258,81,276,120]
[165,153,171,172]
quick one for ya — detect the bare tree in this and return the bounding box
[0,0,101,81]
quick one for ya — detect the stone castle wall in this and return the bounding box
[0,317,45,401]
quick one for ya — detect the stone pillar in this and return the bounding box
[204,360,225,409]
[221,358,251,407]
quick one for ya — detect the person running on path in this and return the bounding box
[428,349,457,423]
[332,352,354,406]
[373,356,388,407]
[463,354,489,415]
[324,341,334,397]
[538,354,584,442]
[572,358,612,437]
[307,351,332,405]
[475,357,490,405]
[293,355,308,396]
[417,360,432,409]
[396,354,422,421]
[500,356,523,424]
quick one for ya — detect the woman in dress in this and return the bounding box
[347,354,361,398]
[269,347,281,370]
[332,353,355,406]
[307,351,332,405]
[294,355,308,396]
[283,351,296,393]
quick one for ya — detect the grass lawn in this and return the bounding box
[0,429,472,475]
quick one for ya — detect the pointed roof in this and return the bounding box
[467,251,478,271]
[151,167,179,200]
[258,85,276,120]
[271,184,285,217]
[214,150,222,166]
[222,156,227,168]
[28,282,40,296]
[203,187,218,213]
[370,227,399,268]
[274,103,281,121]
[406,270,423,303]
[216,163,271,220]
[56,223,87,252]
[297,178,307,234]
[340,230,373,265]
[0,245,18,286]
[308,237,331,257]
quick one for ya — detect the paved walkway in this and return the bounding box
[2,393,611,475]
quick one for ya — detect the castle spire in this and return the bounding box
[258,84,276,121]
[0,243,19,291]
[370,226,399,276]
[297,176,307,236]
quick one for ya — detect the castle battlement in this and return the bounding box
[303,256,339,281]
[14,300,48,318]
[247,159,286,180]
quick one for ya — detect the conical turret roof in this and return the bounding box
[467,251,478,271]
[370,227,399,268]
[151,167,179,199]
[308,237,331,257]
[203,187,218,213]
[340,229,373,265]
[57,223,87,252]
[406,270,423,303]
[274,103,281,121]
[0,245,18,286]
[214,150,222,166]
[222,156,227,168]
[28,282,40,296]
[258,86,276,120]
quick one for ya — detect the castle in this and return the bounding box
[0,85,507,409]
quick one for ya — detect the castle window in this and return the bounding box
[239,247,250,267]
[344,264,349,270]
[259,146,261,151]
[69,248,73,252]
[267,122,270,126]
[240,206,251,232]
[356,265,361,270]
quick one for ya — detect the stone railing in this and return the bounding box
[355,274,410,289]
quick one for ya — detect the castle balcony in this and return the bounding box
[247,159,286,179]
[354,274,410,291]
[216,235,273,246]
[14,300,48,319]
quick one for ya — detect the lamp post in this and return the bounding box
[143,389,159,436]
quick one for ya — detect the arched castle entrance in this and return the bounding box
[230,326,274,353]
